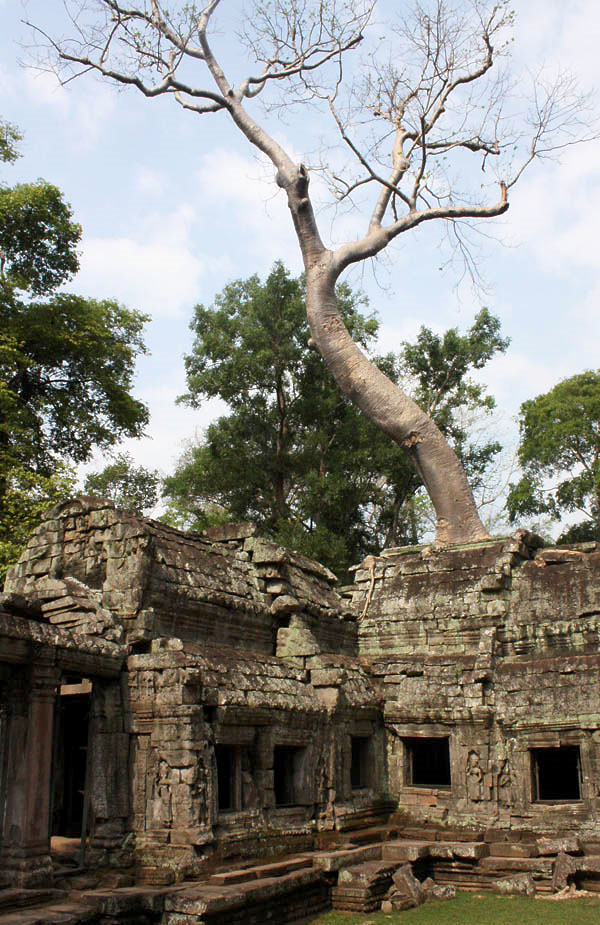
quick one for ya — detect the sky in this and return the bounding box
[1,0,599,520]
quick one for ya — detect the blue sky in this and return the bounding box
[1,0,599,517]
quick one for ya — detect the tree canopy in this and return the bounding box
[164,263,507,576]
[29,0,594,545]
[507,371,600,544]
[0,120,150,577]
[84,453,160,516]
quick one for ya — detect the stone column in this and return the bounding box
[0,660,60,887]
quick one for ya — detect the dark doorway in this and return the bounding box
[404,736,451,788]
[532,746,582,801]
[351,736,371,790]
[52,682,91,837]
[215,744,239,812]
[274,745,305,806]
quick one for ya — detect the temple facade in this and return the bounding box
[1,497,599,902]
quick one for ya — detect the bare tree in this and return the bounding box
[26,0,597,544]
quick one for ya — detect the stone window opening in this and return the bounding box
[404,736,451,789]
[273,745,306,806]
[350,736,372,790]
[215,744,242,813]
[531,746,582,802]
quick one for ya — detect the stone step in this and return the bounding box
[0,899,98,924]
[382,840,432,862]
[436,828,485,843]
[311,843,382,872]
[164,868,326,921]
[489,842,538,858]
[340,825,400,846]
[0,890,65,913]
[209,856,312,885]
[479,856,554,876]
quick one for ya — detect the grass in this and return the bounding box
[310,891,600,924]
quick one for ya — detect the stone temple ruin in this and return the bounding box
[1,496,600,921]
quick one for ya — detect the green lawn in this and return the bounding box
[311,891,600,924]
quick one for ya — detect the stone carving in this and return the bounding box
[151,759,172,828]
[466,750,483,802]
[497,758,513,806]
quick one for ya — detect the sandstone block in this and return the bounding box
[422,878,456,901]
[537,835,580,856]
[492,874,535,896]
[271,594,304,615]
[391,864,424,906]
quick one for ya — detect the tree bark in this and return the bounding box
[301,259,489,545]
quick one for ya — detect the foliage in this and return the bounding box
[1,295,150,473]
[164,264,506,576]
[507,371,600,543]
[84,453,160,516]
[0,119,22,164]
[0,464,75,581]
[0,181,81,295]
[0,121,150,577]
[165,262,380,574]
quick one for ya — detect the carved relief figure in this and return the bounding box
[151,759,172,827]
[466,750,483,802]
[497,758,513,805]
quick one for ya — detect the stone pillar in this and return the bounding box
[0,660,59,887]
[87,679,131,865]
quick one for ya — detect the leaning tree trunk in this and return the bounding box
[304,259,490,546]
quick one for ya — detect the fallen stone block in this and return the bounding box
[489,843,538,858]
[311,844,382,873]
[429,841,488,860]
[421,877,456,901]
[552,851,577,892]
[391,864,424,906]
[492,874,536,896]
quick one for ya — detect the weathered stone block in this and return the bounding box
[492,874,536,896]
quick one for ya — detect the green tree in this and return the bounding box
[164,264,507,576]
[0,122,150,576]
[84,453,160,515]
[507,371,600,544]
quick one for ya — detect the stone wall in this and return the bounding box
[352,535,600,834]
[123,639,388,882]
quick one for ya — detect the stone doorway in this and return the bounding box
[51,679,92,843]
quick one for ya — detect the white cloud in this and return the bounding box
[74,204,210,317]
[79,390,228,483]
[22,66,116,150]
[135,167,167,195]
[24,68,70,111]
[472,351,576,418]
[195,148,302,270]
